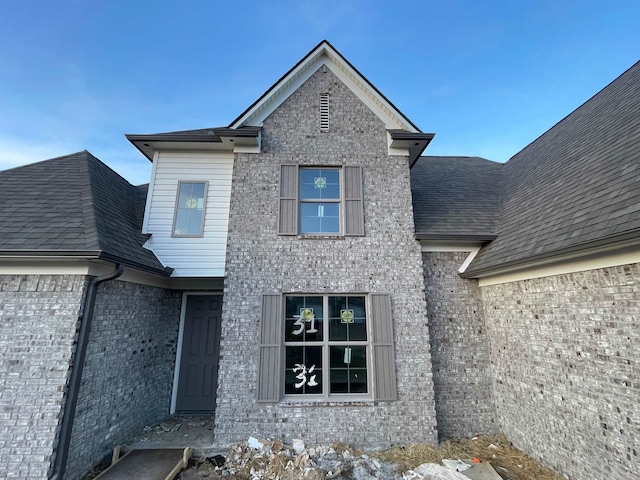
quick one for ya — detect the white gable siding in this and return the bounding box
[143,151,233,277]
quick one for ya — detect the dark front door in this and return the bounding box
[175,295,222,413]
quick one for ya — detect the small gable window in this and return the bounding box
[172,181,208,237]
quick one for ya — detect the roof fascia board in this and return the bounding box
[0,259,93,275]
[464,231,640,280]
[142,150,159,233]
[420,241,486,252]
[0,250,172,277]
[417,234,497,242]
[478,246,640,287]
[126,128,261,161]
[230,41,420,132]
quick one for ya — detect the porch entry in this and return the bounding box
[175,294,222,413]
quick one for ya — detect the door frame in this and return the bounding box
[170,291,223,414]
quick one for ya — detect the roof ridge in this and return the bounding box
[505,60,640,165]
[78,151,103,252]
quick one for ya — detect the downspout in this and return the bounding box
[50,263,125,480]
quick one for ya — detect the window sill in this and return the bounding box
[279,398,375,407]
[297,234,345,240]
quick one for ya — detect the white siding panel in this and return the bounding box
[144,152,234,277]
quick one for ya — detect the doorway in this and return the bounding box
[172,294,222,413]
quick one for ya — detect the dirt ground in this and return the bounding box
[178,433,564,480]
[83,417,564,480]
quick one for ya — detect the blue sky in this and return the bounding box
[0,0,638,185]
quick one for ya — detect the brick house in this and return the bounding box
[0,41,638,480]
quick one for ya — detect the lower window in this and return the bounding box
[284,295,369,398]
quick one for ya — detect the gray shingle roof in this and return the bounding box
[0,151,171,275]
[411,156,503,239]
[465,60,640,276]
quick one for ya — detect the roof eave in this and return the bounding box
[125,127,262,161]
[0,250,173,277]
[388,130,436,167]
[416,233,498,242]
[462,229,640,279]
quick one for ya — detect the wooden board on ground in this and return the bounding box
[462,461,504,480]
[94,448,191,480]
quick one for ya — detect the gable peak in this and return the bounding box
[230,40,421,133]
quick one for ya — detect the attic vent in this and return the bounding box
[320,93,329,131]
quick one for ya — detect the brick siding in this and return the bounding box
[64,279,181,480]
[482,263,640,480]
[0,275,86,480]
[215,67,438,446]
[423,252,497,439]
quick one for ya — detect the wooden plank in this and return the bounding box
[94,448,191,480]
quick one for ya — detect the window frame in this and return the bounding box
[283,294,372,401]
[298,167,343,235]
[278,164,364,237]
[257,293,396,403]
[171,180,209,238]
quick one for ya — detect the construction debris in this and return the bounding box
[181,438,396,479]
[179,434,562,480]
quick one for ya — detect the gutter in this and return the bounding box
[461,229,640,279]
[49,263,124,480]
[0,250,173,277]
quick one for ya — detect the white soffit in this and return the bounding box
[420,241,482,275]
[231,42,418,132]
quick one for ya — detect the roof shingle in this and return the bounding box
[465,60,640,275]
[411,156,503,239]
[0,151,170,275]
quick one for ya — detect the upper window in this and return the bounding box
[278,165,364,236]
[299,168,341,234]
[284,295,368,397]
[172,181,208,237]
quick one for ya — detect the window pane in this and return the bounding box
[174,182,206,235]
[329,346,367,394]
[329,296,366,341]
[300,215,321,234]
[285,296,323,342]
[329,296,347,341]
[300,202,340,234]
[191,182,205,199]
[285,346,323,395]
[299,168,340,200]
[349,369,368,393]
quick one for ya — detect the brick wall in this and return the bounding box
[482,263,640,480]
[215,67,437,446]
[423,252,497,439]
[65,279,181,480]
[0,274,86,480]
